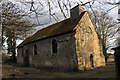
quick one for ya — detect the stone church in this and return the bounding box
[17,5,105,71]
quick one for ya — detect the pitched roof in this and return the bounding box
[17,11,86,47]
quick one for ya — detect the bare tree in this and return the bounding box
[2,1,36,62]
[90,10,118,62]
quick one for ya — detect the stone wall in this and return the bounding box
[75,12,105,70]
[17,33,78,71]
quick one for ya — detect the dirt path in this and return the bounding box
[2,62,117,78]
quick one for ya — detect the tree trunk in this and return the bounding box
[102,39,108,63]
[12,48,17,63]
[12,34,17,63]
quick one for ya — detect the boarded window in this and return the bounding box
[34,44,37,55]
[52,39,58,54]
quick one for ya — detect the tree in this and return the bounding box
[90,10,118,63]
[2,1,36,62]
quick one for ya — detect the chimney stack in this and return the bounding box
[70,5,85,18]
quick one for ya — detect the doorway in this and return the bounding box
[90,54,94,68]
[23,49,30,66]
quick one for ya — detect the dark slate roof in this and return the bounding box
[17,11,86,47]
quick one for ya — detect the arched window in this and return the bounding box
[90,54,94,68]
[34,44,37,55]
[52,39,58,54]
